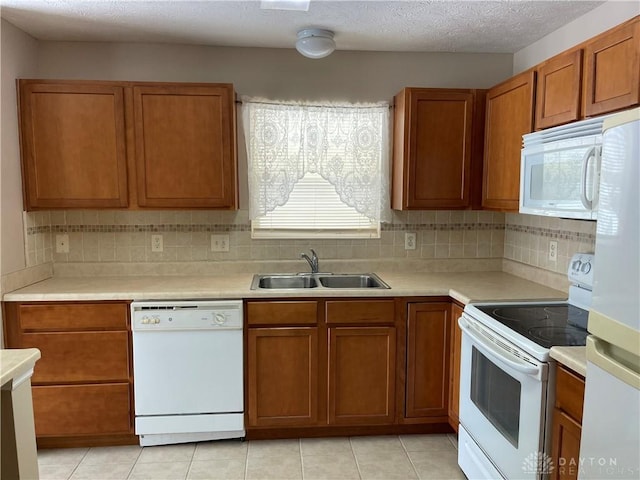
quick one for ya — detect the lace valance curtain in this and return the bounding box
[241,98,391,222]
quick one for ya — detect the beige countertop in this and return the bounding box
[0,348,41,387]
[550,346,587,377]
[2,271,567,304]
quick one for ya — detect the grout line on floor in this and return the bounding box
[243,439,250,480]
[400,435,421,480]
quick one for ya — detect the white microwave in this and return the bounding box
[520,116,607,220]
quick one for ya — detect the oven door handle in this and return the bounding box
[458,317,541,377]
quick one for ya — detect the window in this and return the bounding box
[242,98,390,239]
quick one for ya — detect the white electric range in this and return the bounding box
[458,252,593,480]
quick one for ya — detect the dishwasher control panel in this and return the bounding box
[131,300,243,330]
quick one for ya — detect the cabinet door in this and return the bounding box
[18,81,129,210]
[393,89,475,209]
[583,18,640,117]
[32,384,132,436]
[555,366,585,424]
[247,328,319,427]
[550,409,582,480]
[133,84,237,208]
[482,71,535,211]
[448,303,464,429]
[535,50,583,129]
[405,303,450,418]
[328,327,396,425]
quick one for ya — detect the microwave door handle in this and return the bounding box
[580,146,596,210]
[458,316,540,376]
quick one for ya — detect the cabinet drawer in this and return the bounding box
[246,301,318,326]
[32,383,132,436]
[23,331,130,383]
[326,300,395,325]
[18,303,129,331]
[555,365,585,424]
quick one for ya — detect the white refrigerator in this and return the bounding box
[579,107,640,479]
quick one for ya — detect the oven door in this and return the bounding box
[458,314,549,480]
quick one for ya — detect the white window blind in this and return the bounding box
[242,98,390,239]
[251,173,380,239]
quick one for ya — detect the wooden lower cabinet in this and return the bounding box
[246,298,406,434]
[247,328,319,427]
[448,303,464,430]
[2,302,135,446]
[32,384,132,436]
[405,303,450,419]
[550,365,586,480]
[551,409,582,480]
[25,331,130,384]
[328,327,396,425]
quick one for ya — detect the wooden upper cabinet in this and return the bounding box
[17,79,238,210]
[583,17,640,117]
[393,88,481,209]
[18,80,129,210]
[132,84,237,208]
[482,71,535,211]
[535,50,583,129]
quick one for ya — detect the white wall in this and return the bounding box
[37,42,513,98]
[1,19,38,275]
[513,1,639,73]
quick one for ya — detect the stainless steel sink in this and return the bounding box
[317,274,390,289]
[252,274,318,290]
[250,273,390,290]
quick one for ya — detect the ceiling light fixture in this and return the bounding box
[260,0,310,11]
[295,29,335,59]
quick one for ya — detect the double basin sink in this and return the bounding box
[250,273,390,290]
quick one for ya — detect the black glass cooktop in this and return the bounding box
[476,304,589,348]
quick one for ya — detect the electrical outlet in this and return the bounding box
[405,232,417,250]
[55,234,69,253]
[549,240,558,262]
[211,234,230,252]
[151,234,163,253]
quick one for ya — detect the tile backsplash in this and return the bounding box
[25,210,505,265]
[503,213,596,275]
[24,210,597,279]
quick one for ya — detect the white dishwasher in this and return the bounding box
[131,300,244,446]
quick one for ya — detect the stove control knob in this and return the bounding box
[141,316,150,324]
[571,259,582,272]
[152,316,160,324]
[580,262,591,274]
[214,313,227,325]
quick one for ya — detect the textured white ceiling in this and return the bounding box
[0,1,607,54]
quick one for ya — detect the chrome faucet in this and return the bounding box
[300,249,319,274]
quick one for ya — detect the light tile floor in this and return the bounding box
[37,434,464,480]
